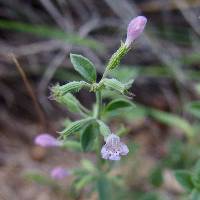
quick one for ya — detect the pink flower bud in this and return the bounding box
[51,167,69,180]
[125,16,147,47]
[34,134,61,147]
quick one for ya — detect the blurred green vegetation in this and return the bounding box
[0,19,105,51]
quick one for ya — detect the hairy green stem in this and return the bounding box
[95,91,102,119]
[79,104,90,115]
[95,91,104,166]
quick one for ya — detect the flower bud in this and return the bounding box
[51,167,69,180]
[34,134,61,147]
[125,16,147,47]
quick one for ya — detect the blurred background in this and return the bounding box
[0,0,200,199]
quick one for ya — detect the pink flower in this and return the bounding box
[34,134,61,147]
[101,134,129,161]
[125,16,147,47]
[51,167,69,180]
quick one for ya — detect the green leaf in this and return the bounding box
[150,109,194,138]
[174,170,194,192]
[186,101,200,119]
[58,117,94,139]
[97,120,111,139]
[149,167,163,188]
[105,98,134,112]
[81,122,98,152]
[191,189,200,200]
[97,175,111,200]
[70,54,96,83]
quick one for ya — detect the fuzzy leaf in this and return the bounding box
[105,98,134,112]
[174,170,194,192]
[81,122,98,152]
[70,54,96,82]
[58,118,94,138]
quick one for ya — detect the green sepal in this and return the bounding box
[55,93,82,113]
[58,117,95,139]
[106,42,129,70]
[102,78,132,95]
[97,120,111,139]
[51,81,90,98]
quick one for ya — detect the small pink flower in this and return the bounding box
[34,134,61,147]
[125,16,147,47]
[51,167,69,180]
[101,134,129,161]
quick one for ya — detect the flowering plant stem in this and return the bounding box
[34,15,147,197]
[95,90,104,167]
[95,91,102,120]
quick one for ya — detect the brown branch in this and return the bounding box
[9,53,46,129]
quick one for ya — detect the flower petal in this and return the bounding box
[109,154,121,161]
[125,16,147,47]
[101,133,129,161]
[120,143,129,155]
[101,145,110,159]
